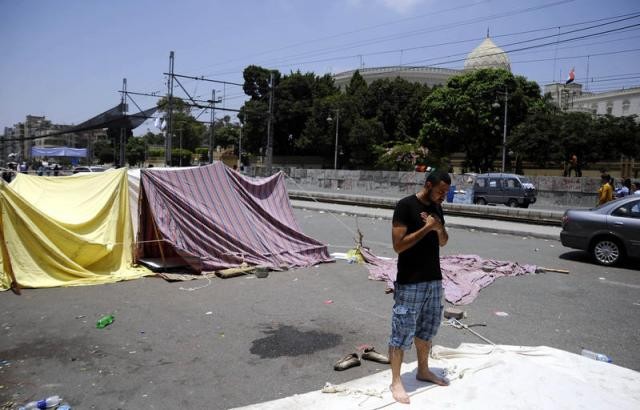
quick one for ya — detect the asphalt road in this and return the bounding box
[1,208,638,409]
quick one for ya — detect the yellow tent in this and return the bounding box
[0,168,151,291]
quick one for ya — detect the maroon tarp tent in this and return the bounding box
[136,163,331,272]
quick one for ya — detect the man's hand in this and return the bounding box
[420,212,448,246]
[420,212,442,231]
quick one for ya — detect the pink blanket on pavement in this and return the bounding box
[360,248,537,305]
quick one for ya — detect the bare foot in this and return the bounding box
[390,382,410,404]
[416,369,449,386]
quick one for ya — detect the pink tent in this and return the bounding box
[137,163,331,272]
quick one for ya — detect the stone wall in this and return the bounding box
[248,167,607,208]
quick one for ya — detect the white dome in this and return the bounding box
[464,37,511,72]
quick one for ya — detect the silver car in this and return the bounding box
[560,195,640,266]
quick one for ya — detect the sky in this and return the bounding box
[1,0,639,133]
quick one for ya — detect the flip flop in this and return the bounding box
[361,347,390,364]
[333,353,361,371]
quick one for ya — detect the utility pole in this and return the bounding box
[238,113,244,170]
[166,51,175,166]
[120,78,127,167]
[501,86,508,173]
[334,109,340,170]
[209,89,215,164]
[179,128,183,167]
[265,72,274,174]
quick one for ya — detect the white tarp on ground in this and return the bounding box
[232,343,640,410]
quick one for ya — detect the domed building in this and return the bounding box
[463,35,511,72]
[333,34,511,88]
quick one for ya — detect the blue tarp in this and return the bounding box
[31,147,87,157]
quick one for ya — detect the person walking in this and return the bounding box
[615,178,632,198]
[598,174,614,205]
[388,170,451,404]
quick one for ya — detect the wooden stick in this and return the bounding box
[0,213,21,295]
[538,267,570,274]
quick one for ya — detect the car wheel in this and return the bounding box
[475,198,487,205]
[591,238,623,266]
[507,199,518,208]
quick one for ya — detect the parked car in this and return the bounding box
[473,173,537,208]
[560,195,640,266]
[72,166,106,174]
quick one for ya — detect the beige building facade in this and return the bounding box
[333,35,511,88]
[544,82,640,117]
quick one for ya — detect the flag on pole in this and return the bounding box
[565,68,575,84]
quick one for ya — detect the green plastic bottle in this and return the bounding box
[96,314,115,329]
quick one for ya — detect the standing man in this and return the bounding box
[598,174,613,205]
[389,170,451,404]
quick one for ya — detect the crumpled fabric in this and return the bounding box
[360,248,537,305]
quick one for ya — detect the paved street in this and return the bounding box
[1,208,639,409]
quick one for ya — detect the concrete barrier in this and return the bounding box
[288,190,564,226]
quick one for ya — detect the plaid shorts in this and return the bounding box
[389,280,443,350]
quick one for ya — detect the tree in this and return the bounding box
[509,101,560,168]
[243,65,280,100]
[345,117,385,168]
[156,96,190,115]
[93,139,114,164]
[155,96,206,153]
[213,120,241,152]
[126,136,146,167]
[364,77,431,142]
[420,68,541,173]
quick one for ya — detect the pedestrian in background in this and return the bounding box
[615,178,632,198]
[598,174,614,205]
[632,181,640,195]
[388,170,451,404]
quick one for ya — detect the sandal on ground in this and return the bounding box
[333,353,361,371]
[361,347,390,364]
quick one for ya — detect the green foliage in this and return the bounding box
[420,68,541,172]
[373,142,423,171]
[170,148,192,166]
[147,148,164,158]
[511,110,640,168]
[170,112,206,152]
[143,131,165,145]
[243,65,280,100]
[93,139,114,164]
[194,147,209,163]
[126,136,146,167]
[156,96,190,115]
[213,122,241,151]
[345,117,385,169]
[234,64,633,172]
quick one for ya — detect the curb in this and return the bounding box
[289,190,564,226]
[291,201,561,241]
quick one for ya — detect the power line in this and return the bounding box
[201,0,577,77]
[187,0,495,73]
[201,10,640,80]
[403,21,640,69]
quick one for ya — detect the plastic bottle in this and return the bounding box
[581,348,612,363]
[96,314,115,329]
[18,395,62,409]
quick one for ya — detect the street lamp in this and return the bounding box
[326,109,339,170]
[492,86,508,173]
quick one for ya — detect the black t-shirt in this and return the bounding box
[392,194,445,284]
